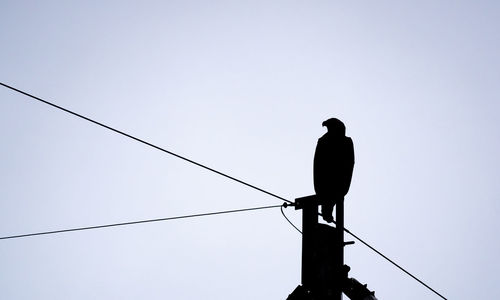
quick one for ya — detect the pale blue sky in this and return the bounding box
[1,1,499,299]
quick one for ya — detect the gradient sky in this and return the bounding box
[1,1,499,299]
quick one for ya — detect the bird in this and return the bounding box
[313,118,355,223]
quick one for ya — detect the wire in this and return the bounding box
[0,82,293,204]
[343,227,447,300]
[280,206,443,298]
[0,204,282,241]
[316,212,447,300]
[280,203,302,234]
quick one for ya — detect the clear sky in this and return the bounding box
[1,1,499,299]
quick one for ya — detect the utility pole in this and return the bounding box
[297,195,318,292]
[288,195,345,300]
[286,195,375,300]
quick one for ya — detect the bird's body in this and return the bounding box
[313,119,354,222]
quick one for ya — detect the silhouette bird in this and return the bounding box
[313,118,354,222]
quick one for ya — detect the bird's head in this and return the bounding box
[322,118,346,136]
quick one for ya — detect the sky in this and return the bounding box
[1,1,499,299]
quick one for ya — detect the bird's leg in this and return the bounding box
[321,201,334,223]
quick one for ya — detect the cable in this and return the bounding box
[280,203,302,234]
[316,212,447,300]
[282,207,443,298]
[343,227,447,300]
[0,204,282,241]
[0,82,292,204]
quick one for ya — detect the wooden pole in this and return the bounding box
[296,195,318,290]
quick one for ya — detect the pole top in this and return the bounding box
[294,195,318,210]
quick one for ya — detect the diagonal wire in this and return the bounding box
[279,207,448,300]
[0,204,282,241]
[0,82,292,204]
[315,211,447,299]
[342,226,447,300]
